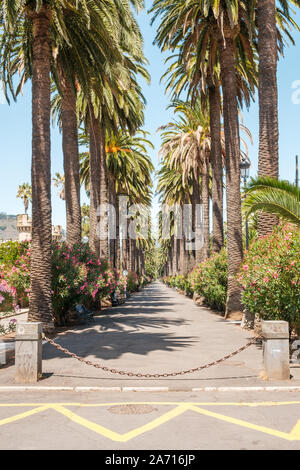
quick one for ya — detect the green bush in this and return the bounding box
[174,274,193,296]
[126,271,139,292]
[189,249,228,312]
[0,241,28,265]
[51,242,119,324]
[237,224,300,329]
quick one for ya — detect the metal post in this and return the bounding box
[262,321,290,380]
[15,322,42,384]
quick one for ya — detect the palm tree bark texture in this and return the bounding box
[257,0,279,236]
[27,6,54,331]
[219,28,244,315]
[60,70,82,245]
[209,84,224,253]
[88,109,101,257]
[99,126,109,259]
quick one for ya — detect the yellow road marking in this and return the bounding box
[52,404,190,443]
[0,406,50,427]
[190,405,300,442]
[0,402,300,443]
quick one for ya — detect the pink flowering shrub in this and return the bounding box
[237,225,300,327]
[51,243,119,323]
[0,242,124,324]
[0,280,18,312]
[0,248,31,309]
[126,271,139,292]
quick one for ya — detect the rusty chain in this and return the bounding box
[44,334,263,378]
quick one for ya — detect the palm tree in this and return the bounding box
[256,0,300,235]
[52,173,65,200]
[0,0,103,330]
[16,183,32,214]
[157,163,192,274]
[80,128,154,268]
[244,177,300,227]
[78,48,149,258]
[151,0,256,314]
[159,99,211,264]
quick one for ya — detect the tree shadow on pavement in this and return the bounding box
[43,327,197,361]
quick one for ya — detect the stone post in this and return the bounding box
[15,322,42,383]
[262,320,290,380]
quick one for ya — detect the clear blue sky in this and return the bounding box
[1,2,300,228]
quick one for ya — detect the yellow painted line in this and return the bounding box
[52,404,190,443]
[190,405,300,442]
[0,402,300,442]
[0,406,50,427]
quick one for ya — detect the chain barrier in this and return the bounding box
[44,334,263,378]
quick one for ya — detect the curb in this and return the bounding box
[0,385,300,392]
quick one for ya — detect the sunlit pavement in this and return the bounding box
[1,390,300,450]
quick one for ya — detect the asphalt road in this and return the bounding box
[1,390,300,450]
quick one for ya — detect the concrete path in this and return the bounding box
[1,389,300,450]
[0,281,299,388]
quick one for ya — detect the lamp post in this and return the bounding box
[240,158,251,250]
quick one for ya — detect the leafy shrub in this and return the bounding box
[0,241,123,323]
[0,241,28,265]
[0,280,18,313]
[0,247,31,309]
[51,242,119,324]
[174,274,193,296]
[189,249,228,312]
[126,271,139,292]
[237,224,300,328]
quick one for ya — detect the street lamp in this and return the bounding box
[240,157,251,250]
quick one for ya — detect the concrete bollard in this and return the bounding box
[15,322,42,384]
[262,320,290,380]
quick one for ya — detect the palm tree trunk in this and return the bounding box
[108,174,116,267]
[172,235,177,273]
[176,237,180,274]
[60,71,81,245]
[116,195,121,270]
[130,239,136,272]
[28,6,54,331]
[209,85,224,253]
[168,243,173,275]
[219,31,243,315]
[99,126,109,259]
[141,250,145,275]
[257,0,279,236]
[122,238,128,270]
[180,203,188,274]
[193,176,202,265]
[88,108,101,257]
[201,154,210,261]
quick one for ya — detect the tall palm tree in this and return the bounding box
[80,129,154,268]
[78,47,149,258]
[0,2,67,329]
[159,99,211,263]
[157,163,192,274]
[256,0,300,235]
[151,0,256,314]
[0,0,121,329]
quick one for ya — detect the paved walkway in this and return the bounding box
[0,281,299,388]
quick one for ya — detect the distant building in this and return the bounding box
[17,214,63,242]
[0,213,18,242]
[0,212,63,243]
